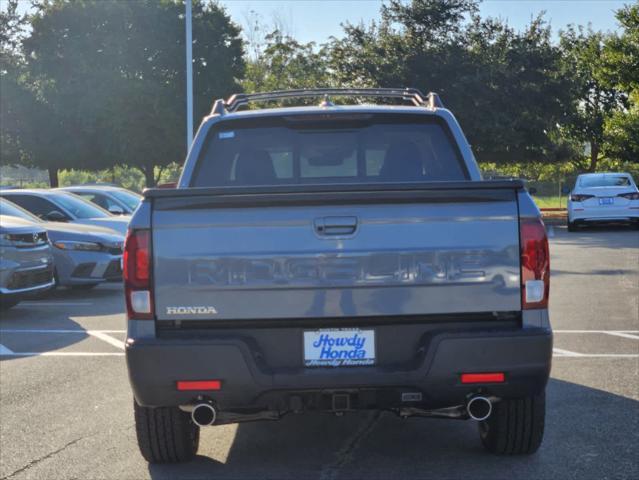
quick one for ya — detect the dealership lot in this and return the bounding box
[1,226,638,480]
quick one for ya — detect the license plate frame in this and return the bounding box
[599,197,614,205]
[303,329,375,367]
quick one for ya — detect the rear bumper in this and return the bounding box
[569,206,639,222]
[126,327,552,412]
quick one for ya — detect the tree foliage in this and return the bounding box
[2,0,638,184]
[9,0,244,186]
[329,0,571,164]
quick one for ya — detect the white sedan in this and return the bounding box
[567,172,639,231]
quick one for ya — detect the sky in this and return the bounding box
[220,0,628,44]
[10,0,628,44]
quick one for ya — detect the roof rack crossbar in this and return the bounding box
[212,88,442,114]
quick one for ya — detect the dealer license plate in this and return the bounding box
[303,329,375,367]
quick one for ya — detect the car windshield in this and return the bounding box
[192,114,468,187]
[579,175,632,188]
[53,192,111,219]
[0,198,42,222]
[110,189,142,210]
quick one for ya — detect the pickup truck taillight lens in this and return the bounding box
[124,229,154,320]
[520,217,550,309]
[570,194,594,202]
[618,192,639,200]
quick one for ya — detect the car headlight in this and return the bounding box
[53,240,103,251]
[0,233,13,247]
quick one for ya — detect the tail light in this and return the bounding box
[124,229,154,319]
[520,217,550,309]
[618,192,639,200]
[570,194,594,202]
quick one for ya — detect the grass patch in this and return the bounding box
[532,195,567,209]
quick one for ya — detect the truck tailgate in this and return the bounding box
[151,186,521,321]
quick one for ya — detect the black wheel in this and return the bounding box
[567,218,577,232]
[134,400,200,463]
[479,391,545,455]
[0,297,20,310]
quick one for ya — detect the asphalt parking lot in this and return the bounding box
[1,225,638,480]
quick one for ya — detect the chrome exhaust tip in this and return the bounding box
[191,403,217,427]
[467,396,492,421]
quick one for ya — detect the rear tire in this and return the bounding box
[479,391,545,455]
[133,400,200,463]
[567,218,577,232]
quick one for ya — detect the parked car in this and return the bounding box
[58,185,142,215]
[0,215,55,310]
[567,172,639,231]
[0,189,130,236]
[0,198,124,289]
[125,88,552,463]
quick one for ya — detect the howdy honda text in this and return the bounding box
[303,329,375,367]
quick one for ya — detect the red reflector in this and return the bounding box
[461,373,505,384]
[176,380,222,391]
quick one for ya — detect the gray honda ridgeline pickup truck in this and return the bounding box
[125,88,552,463]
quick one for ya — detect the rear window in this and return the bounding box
[579,175,632,187]
[191,114,468,187]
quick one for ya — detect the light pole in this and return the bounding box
[185,0,194,151]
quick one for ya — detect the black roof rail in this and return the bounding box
[210,88,444,114]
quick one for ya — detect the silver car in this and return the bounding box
[0,215,55,309]
[0,198,124,289]
[0,189,130,235]
[58,185,142,215]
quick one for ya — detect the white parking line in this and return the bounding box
[1,329,638,358]
[19,302,93,306]
[602,331,639,341]
[554,330,639,334]
[87,331,125,350]
[553,348,583,357]
[0,329,125,334]
[1,352,124,357]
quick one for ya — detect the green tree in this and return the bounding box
[328,0,570,164]
[601,4,639,166]
[243,30,331,95]
[559,27,626,172]
[22,0,244,187]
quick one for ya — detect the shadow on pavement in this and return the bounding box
[552,224,639,249]
[147,378,639,480]
[0,284,124,362]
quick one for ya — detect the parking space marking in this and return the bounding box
[19,302,93,306]
[87,330,125,350]
[1,329,638,358]
[0,351,124,357]
[554,330,639,334]
[553,348,583,357]
[0,329,125,334]
[602,331,639,340]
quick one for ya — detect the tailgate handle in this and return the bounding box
[314,216,358,236]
